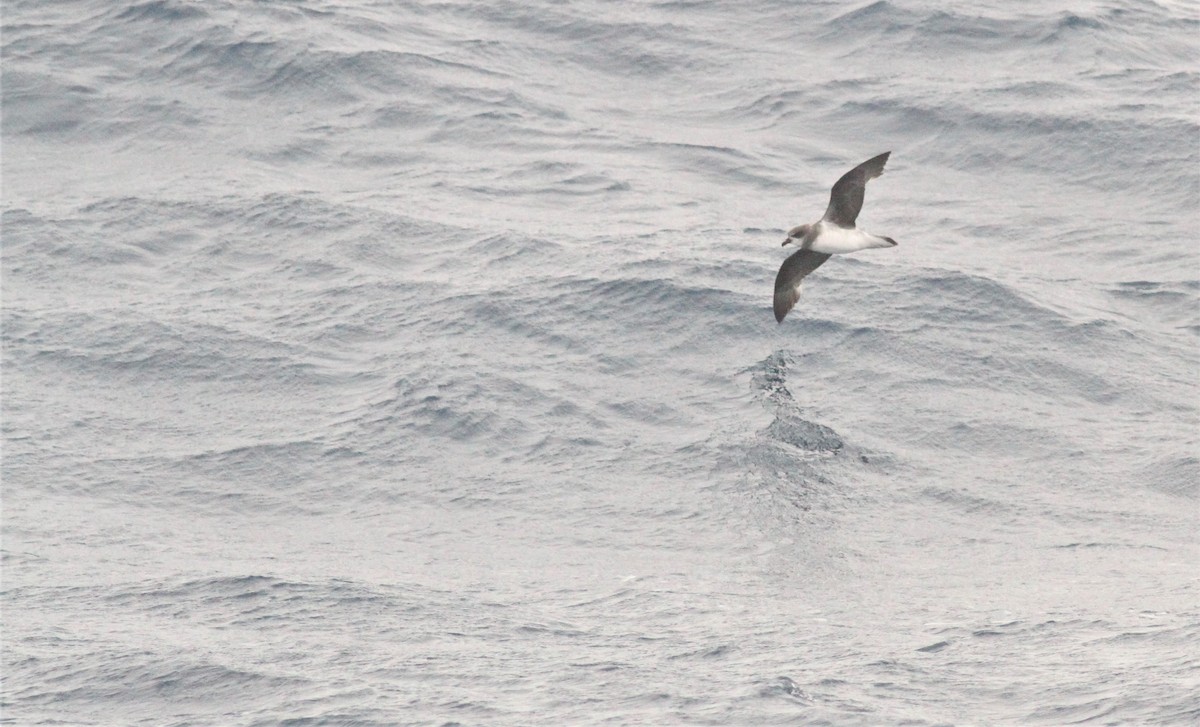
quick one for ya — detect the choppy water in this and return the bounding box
[3,1,1198,724]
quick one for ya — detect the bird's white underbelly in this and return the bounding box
[809,223,883,254]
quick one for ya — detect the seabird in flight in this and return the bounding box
[773,151,897,322]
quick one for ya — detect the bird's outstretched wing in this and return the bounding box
[822,151,890,229]
[773,250,831,322]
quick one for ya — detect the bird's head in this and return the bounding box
[782,224,810,247]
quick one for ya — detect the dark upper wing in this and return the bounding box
[773,250,831,322]
[822,151,890,228]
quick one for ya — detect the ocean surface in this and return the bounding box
[3,1,1198,724]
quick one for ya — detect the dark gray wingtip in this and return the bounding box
[773,293,793,323]
[867,151,891,174]
[773,278,798,322]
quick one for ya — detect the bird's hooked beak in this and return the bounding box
[781,237,792,247]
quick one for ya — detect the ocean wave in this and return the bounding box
[4,0,1198,724]
[5,308,325,386]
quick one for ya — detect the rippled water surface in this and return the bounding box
[3,1,1198,724]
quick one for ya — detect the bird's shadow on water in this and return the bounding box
[743,349,846,456]
[719,347,899,580]
[733,345,904,511]
[721,350,846,523]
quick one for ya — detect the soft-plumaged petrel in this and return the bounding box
[773,151,897,322]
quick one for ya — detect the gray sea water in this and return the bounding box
[3,1,1199,725]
